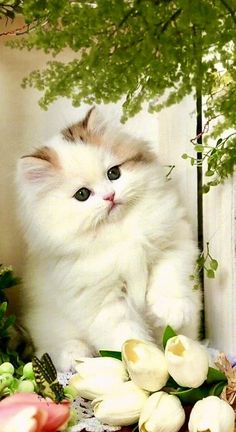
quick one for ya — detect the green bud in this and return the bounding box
[0,372,14,386]
[23,362,34,380]
[17,380,35,393]
[64,385,78,399]
[0,362,14,375]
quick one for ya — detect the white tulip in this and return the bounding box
[69,357,128,400]
[122,339,169,391]
[165,335,209,388]
[139,391,185,432]
[188,396,235,432]
[92,381,149,426]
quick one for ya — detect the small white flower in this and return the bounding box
[69,357,128,400]
[139,391,185,432]
[122,339,169,391]
[165,335,209,388]
[188,395,235,432]
[92,381,149,426]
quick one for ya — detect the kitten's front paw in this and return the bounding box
[149,296,198,332]
[51,340,93,372]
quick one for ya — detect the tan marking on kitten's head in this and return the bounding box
[112,138,156,168]
[62,106,102,146]
[21,146,61,169]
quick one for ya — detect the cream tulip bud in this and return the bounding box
[165,335,209,388]
[188,396,235,432]
[92,381,149,426]
[122,339,169,391]
[139,391,185,432]
[69,357,128,400]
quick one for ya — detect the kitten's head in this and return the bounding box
[17,107,163,253]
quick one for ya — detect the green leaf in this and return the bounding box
[170,385,210,404]
[165,376,180,389]
[181,153,188,160]
[206,269,215,278]
[197,255,205,267]
[3,315,16,330]
[202,184,210,194]
[195,144,204,152]
[206,367,227,384]
[209,381,226,396]
[0,302,8,320]
[162,325,177,349]
[210,259,218,271]
[99,350,122,360]
[0,271,20,290]
[205,170,215,177]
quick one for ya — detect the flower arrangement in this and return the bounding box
[69,326,236,432]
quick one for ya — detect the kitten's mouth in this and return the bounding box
[108,201,120,214]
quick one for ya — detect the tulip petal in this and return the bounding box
[188,396,235,432]
[0,405,47,432]
[75,357,128,379]
[92,381,149,426]
[165,335,209,388]
[70,356,128,400]
[70,373,128,400]
[139,392,185,432]
[122,339,169,392]
[41,401,70,432]
[0,393,70,432]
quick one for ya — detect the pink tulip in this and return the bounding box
[0,392,71,432]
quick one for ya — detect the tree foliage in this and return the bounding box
[7,1,234,121]
[0,0,22,20]
[3,0,236,186]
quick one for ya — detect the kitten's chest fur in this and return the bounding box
[49,222,151,292]
[30,213,158,310]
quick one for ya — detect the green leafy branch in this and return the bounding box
[0,0,23,20]
[0,266,22,368]
[190,242,218,290]
[182,132,236,193]
[0,301,24,369]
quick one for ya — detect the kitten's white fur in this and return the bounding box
[17,108,201,371]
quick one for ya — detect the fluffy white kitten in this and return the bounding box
[17,107,201,371]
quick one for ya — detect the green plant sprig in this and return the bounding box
[190,242,218,290]
[182,132,236,193]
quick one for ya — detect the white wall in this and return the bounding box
[204,176,236,354]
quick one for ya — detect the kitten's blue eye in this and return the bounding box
[107,166,121,181]
[74,187,91,201]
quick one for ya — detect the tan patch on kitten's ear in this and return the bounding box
[61,106,103,146]
[113,139,157,167]
[21,146,60,168]
[19,147,61,183]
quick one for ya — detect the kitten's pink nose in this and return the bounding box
[103,192,115,202]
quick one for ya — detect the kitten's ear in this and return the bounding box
[62,106,106,142]
[18,147,60,183]
[81,106,106,135]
